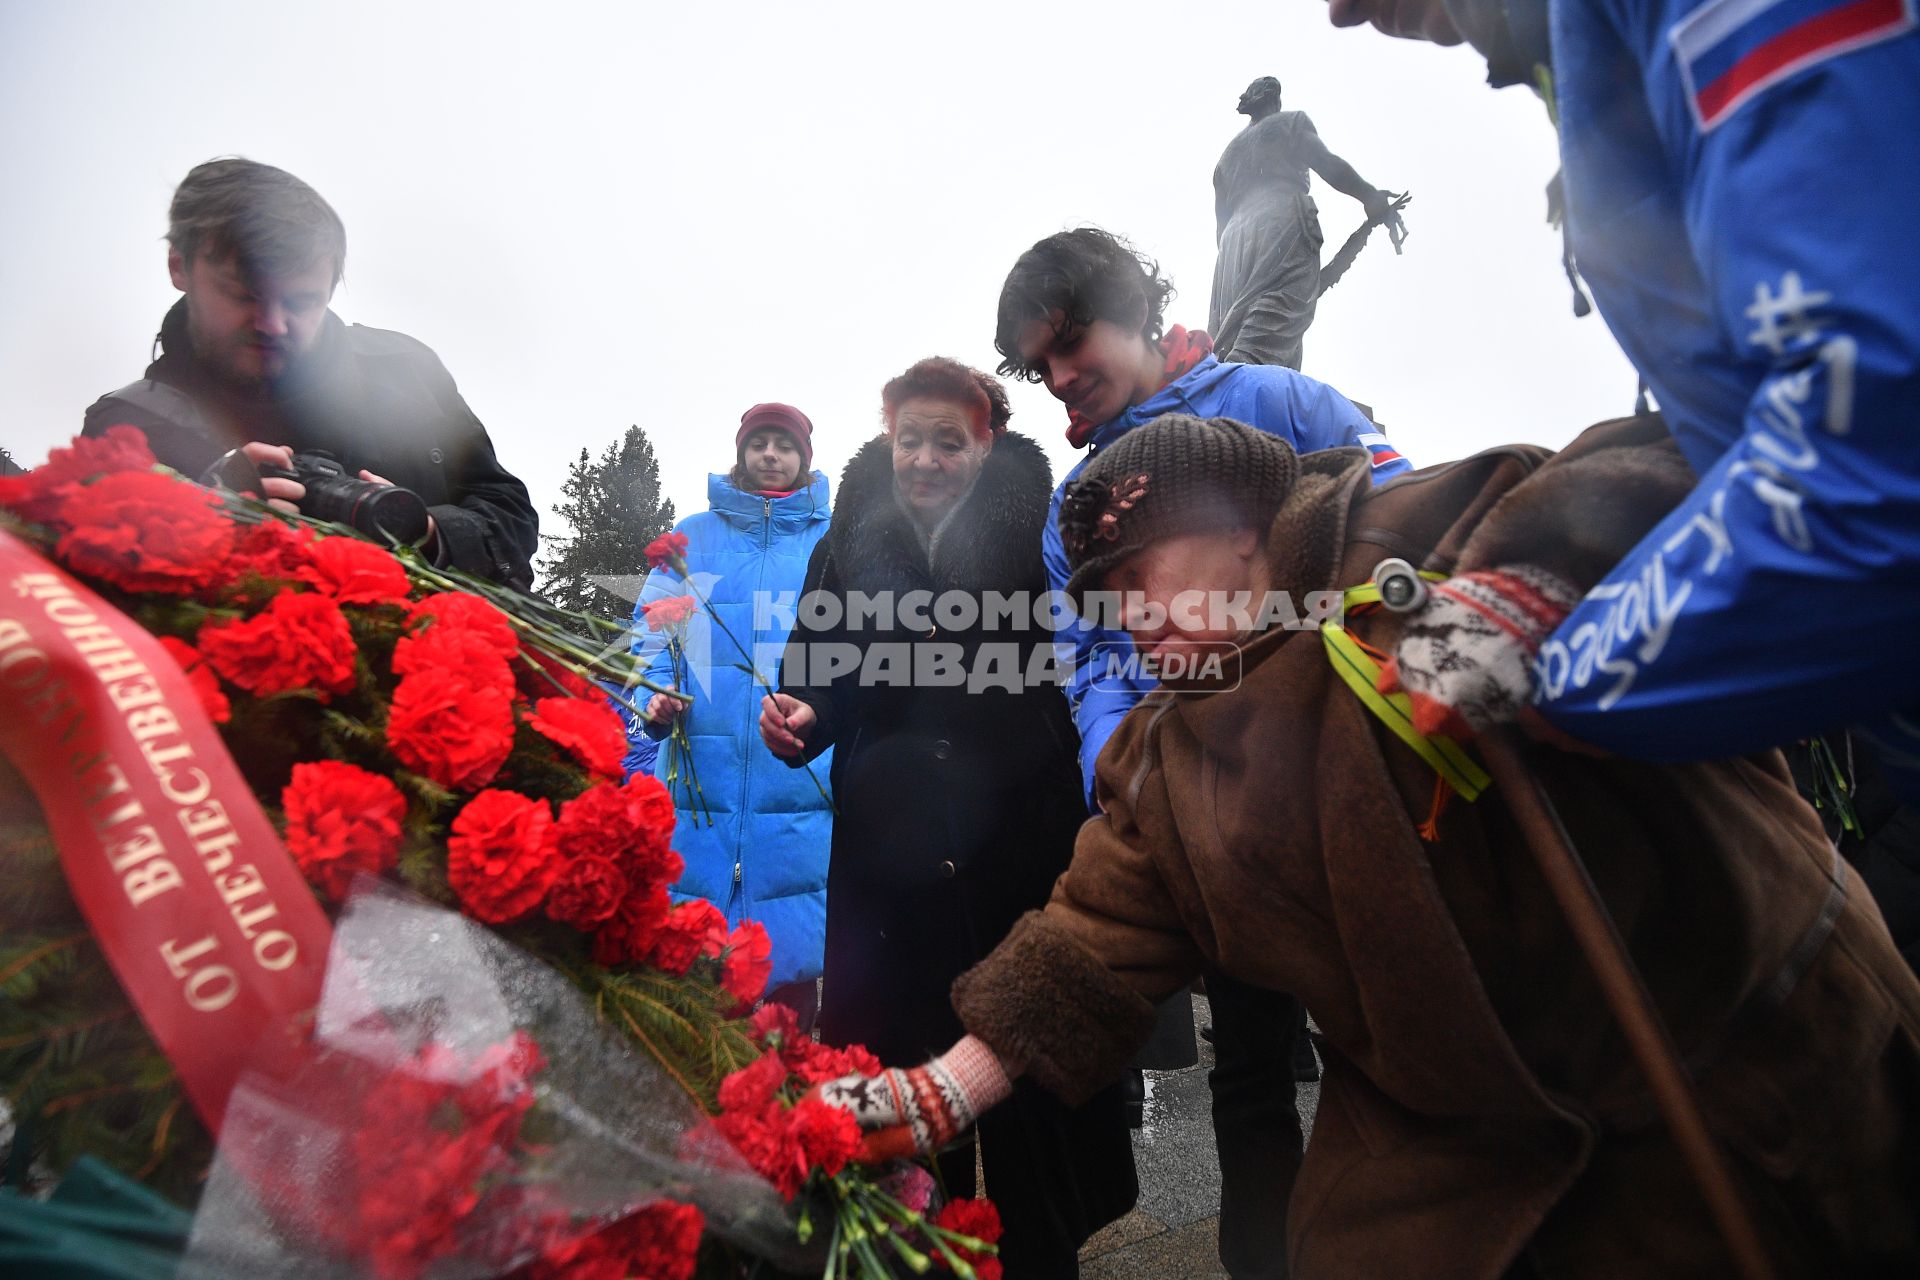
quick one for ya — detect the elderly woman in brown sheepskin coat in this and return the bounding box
[759,357,1135,1278]
[818,412,1920,1280]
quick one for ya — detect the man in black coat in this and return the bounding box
[82,158,538,589]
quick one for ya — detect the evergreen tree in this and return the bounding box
[537,426,676,625]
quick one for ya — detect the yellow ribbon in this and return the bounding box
[1321,579,1493,802]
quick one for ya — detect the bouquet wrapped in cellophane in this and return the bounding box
[0,430,999,1280]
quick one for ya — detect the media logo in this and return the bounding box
[1086,640,1243,692]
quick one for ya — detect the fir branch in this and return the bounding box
[590,969,760,1111]
[320,707,388,755]
[602,989,711,1110]
[391,766,458,813]
[0,932,88,998]
[0,1007,134,1053]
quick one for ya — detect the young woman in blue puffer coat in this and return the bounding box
[627,403,833,1022]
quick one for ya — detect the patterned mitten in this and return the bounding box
[1377,566,1579,740]
[813,1035,1012,1162]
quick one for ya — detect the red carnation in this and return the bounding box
[749,995,882,1082]
[446,789,557,924]
[793,1039,885,1085]
[54,471,235,594]
[606,1200,703,1280]
[720,921,773,1009]
[718,1051,788,1115]
[712,1108,807,1200]
[643,531,690,572]
[553,778,682,891]
[345,1032,544,1279]
[934,1197,1005,1280]
[406,592,519,658]
[590,883,671,966]
[391,623,515,698]
[620,773,681,879]
[544,854,628,930]
[218,519,316,599]
[0,426,156,524]
[712,1050,859,1200]
[748,1002,801,1049]
[198,590,358,699]
[550,784,636,864]
[713,1052,810,1198]
[298,536,412,605]
[157,636,230,725]
[934,1197,1002,1243]
[528,696,627,780]
[530,1200,704,1280]
[386,668,516,791]
[789,1094,860,1178]
[641,594,698,633]
[748,1007,886,1084]
[648,899,728,976]
[282,761,408,901]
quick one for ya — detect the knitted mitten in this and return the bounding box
[1377,566,1579,740]
[813,1035,1012,1162]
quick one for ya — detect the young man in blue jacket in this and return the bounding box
[994,227,1410,1280]
[997,228,1411,804]
[1326,0,1920,807]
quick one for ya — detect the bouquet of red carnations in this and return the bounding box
[0,430,994,1280]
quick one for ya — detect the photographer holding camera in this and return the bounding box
[82,158,538,589]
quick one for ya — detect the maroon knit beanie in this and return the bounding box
[736,402,814,472]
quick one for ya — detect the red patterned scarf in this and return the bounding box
[1065,325,1214,448]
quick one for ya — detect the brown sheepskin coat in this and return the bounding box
[954,418,1920,1279]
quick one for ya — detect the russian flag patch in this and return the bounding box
[1358,431,1404,468]
[1671,0,1915,131]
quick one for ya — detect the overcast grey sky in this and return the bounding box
[0,0,1637,570]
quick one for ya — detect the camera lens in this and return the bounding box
[351,486,431,546]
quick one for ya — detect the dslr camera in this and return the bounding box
[205,448,432,547]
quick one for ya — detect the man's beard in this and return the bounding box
[193,326,298,393]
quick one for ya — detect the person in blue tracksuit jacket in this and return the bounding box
[1330,0,1920,800]
[994,227,1411,1280]
[629,403,833,1021]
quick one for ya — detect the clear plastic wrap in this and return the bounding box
[180,877,814,1279]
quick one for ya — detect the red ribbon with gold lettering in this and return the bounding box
[0,530,331,1134]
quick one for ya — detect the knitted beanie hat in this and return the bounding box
[1058,414,1299,607]
[736,402,814,472]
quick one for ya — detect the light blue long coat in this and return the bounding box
[626,472,833,986]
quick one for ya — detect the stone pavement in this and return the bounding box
[1076,994,1320,1279]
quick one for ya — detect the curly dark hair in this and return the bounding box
[880,356,1011,440]
[993,228,1175,383]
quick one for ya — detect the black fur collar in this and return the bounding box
[828,431,1054,597]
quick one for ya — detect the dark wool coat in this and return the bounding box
[780,432,1136,1264]
[83,301,539,589]
[781,431,1087,1060]
[956,418,1920,1279]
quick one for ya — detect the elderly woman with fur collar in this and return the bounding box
[819,413,1920,1278]
[760,357,1135,1277]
